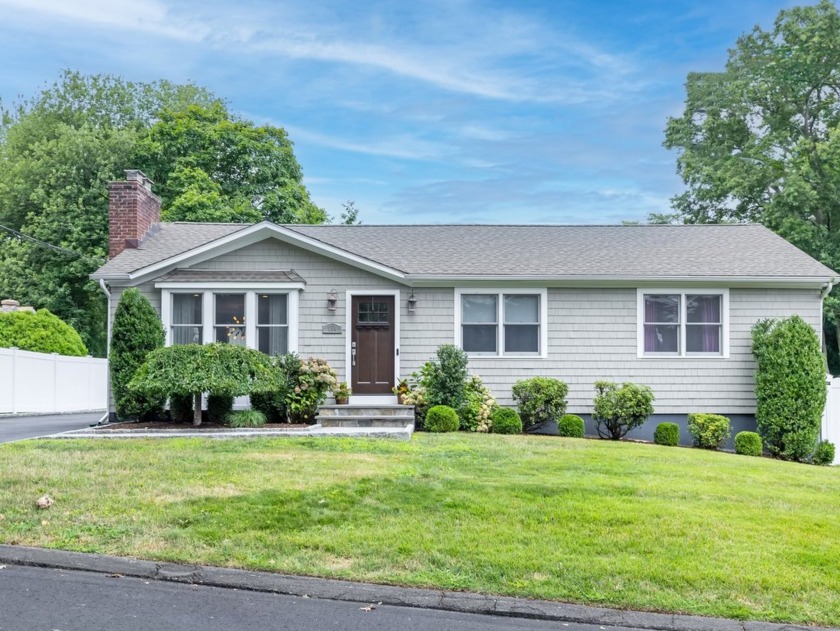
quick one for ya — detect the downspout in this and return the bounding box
[98,278,111,426]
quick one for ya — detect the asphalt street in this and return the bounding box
[0,412,103,443]
[0,564,628,631]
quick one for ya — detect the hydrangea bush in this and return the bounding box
[458,375,497,432]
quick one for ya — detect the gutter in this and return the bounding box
[97,279,111,426]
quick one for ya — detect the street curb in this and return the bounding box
[0,545,826,631]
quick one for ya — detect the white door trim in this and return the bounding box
[345,290,401,398]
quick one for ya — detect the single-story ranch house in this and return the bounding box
[93,171,838,440]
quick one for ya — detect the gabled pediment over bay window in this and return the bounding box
[156,269,303,355]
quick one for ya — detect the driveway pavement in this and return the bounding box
[0,412,104,443]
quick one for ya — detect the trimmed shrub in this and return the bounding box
[425,405,459,433]
[491,407,522,434]
[654,422,680,446]
[734,431,763,457]
[110,289,165,420]
[511,377,568,431]
[419,345,470,410]
[207,393,234,424]
[169,394,194,422]
[813,440,835,466]
[129,343,277,426]
[458,375,496,432]
[226,409,267,428]
[0,308,87,356]
[250,353,301,423]
[752,316,825,461]
[557,414,585,438]
[687,413,731,450]
[593,381,655,440]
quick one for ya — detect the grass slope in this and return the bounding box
[1,434,839,625]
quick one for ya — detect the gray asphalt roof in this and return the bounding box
[91,222,837,280]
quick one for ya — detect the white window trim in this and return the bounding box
[454,288,548,359]
[161,287,299,353]
[636,288,729,359]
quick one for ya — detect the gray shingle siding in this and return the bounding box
[112,237,823,416]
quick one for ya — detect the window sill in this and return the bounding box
[637,354,729,360]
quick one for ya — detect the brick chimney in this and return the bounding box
[108,169,161,258]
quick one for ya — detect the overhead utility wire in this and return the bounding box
[0,222,105,264]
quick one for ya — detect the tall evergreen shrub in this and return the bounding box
[110,288,165,419]
[751,316,826,461]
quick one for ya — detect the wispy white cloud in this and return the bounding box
[285,124,445,161]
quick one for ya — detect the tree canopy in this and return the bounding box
[0,71,327,356]
[663,0,840,366]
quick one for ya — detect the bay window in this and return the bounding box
[161,288,298,355]
[457,289,547,357]
[638,289,728,357]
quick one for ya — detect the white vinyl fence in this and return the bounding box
[821,377,840,465]
[0,347,107,414]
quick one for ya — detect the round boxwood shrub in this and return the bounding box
[812,440,835,466]
[653,422,680,446]
[557,414,585,438]
[734,431,763,457]
[425,405,459,433]
[687,413,731,450]
[491,407,522,434]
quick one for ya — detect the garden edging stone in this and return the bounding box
[0,545,824,631]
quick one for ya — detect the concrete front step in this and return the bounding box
[318,405,414,418]
[318,418,413,428]
[316,404,415,428]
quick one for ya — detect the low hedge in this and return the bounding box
[654,422,680,446]
[491,407,522,434]
[557,414,585,438]
[0,309,87,356]
[687,413,731,450]
[425,405,459,433]
[734,431,762,457]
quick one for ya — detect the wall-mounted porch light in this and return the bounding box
[407,291,418,312]
[327,289,338,311]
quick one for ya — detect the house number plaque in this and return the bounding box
[322,323,342,335]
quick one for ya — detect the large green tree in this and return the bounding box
[664,1,840,365]
[0,71,327,356]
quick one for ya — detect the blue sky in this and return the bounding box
[0,0,803,224]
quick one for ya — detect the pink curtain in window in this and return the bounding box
[644,299,657,352]
[698,297,719,352]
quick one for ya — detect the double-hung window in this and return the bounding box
[457,289,546,357]
[638,289,728,357]
[171,294,203,345]
[257,293,289,356]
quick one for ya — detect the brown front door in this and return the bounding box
[351,295,395,395]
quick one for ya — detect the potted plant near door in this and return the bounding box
[393,378,411,404]
[334,382,351,405]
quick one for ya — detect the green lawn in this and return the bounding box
[1,434,839,626]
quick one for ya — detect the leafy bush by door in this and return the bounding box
[592,381,655,440]
[752,316,825,461]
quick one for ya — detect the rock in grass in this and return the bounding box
[35,495,54,509]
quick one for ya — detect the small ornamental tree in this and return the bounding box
[512,377,568,431]
[418,344,469,410]
[128,343,277,426]
[752,316,826,461]
[110,288,165,419]
[0,309,87,356]
[592,381,655,440]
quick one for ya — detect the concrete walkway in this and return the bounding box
[0,412,104,443]
[0,545,823,631]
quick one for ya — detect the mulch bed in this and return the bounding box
[96,421,311,432]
